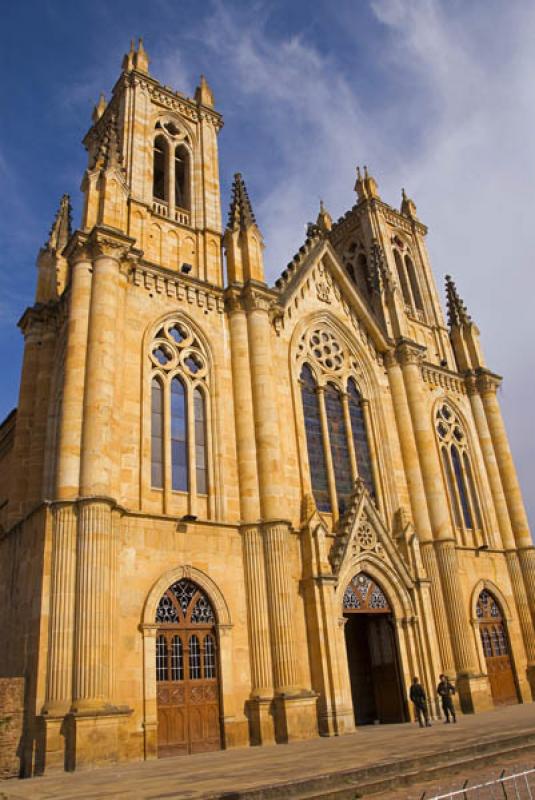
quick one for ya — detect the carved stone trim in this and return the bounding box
[131,264,225,314]
[422,365,467,394]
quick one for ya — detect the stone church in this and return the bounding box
[1,39,534,775]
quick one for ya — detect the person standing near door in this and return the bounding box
[409,677,431,728]
[437,674,457,723]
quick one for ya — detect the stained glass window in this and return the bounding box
[441,446,461,527]
[325,383,353,514]
[194,388,207,494]
[348,379,375,496]
[151,378,164,488]
[464,453,483,529]
[171,377,188,492]
[451,444,473,529]
[301,365,331,512]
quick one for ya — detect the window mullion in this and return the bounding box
[341,390,358,483]
[449,447,469,546]
[360,399,382,511]
[317,386,339,522]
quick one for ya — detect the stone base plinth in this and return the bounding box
[524,665,535,701]
[318,706,355,737]
[222,715,251,749]
[64,708,132,771]
[456,674,494,714]
[273,692,318,743]
[0,677,24,779]
[246,697,275,746]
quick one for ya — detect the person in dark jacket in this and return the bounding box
[437,674,457,723]
[409,676,431,728]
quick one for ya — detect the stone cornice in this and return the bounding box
[242,281,279,314]
[126,70,224,130]
[373,199,428,236]
[474,368,502,395]
[88,225,136,261]
[422,363,467,395]
[396,339,427,367]
[17,299,63,339]
[130,260,225,315]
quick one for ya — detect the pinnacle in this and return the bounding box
[445,274,472,327]
[45,194,72,253]
[227,173,257,231]
[96,113,123,170]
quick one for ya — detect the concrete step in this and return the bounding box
[200,731,535,800]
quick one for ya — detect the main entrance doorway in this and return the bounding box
[477,589,518,706]
[155,578,221,756]
[343,572,406,725]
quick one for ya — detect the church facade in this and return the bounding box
[1,40,534,775]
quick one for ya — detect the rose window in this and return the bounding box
[307,328,345,372]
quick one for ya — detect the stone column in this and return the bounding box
[385,350,454,674]
[244,287,317,741]
[73,229,131,712]
[55,236,93,499]
[43,505,77,715]
[467,377,535,690]
[397,343,487,709]
[72,499,114,710]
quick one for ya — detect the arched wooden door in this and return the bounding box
[343,573,406,724]
[155,578,221,756]
[477,590,518,706]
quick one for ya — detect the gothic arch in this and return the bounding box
[336,554,414,622]
[290,310,394,521]
[469,579,512,624]
[142,565,232,628]
[432,393,490,543]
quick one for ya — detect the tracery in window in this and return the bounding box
[150,318,209,500]
[298,326,378,516]
[343,573,390,613]
[436,402,483,544]
[342,241,371,299]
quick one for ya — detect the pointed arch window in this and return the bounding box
[149,319,210,503]
[405,255,423,311]
[394,250,412,308]
[299,327,378,517]
[153,135,167,201]
[436,402,483,545]
[175,144,190,210]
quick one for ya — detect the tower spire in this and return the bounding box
[316,199,332,233]
[445,274,472,328]
[224,173,265,284]
[46,194,72,254]
[228,173,257,231]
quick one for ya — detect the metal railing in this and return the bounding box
[425,767,535,799]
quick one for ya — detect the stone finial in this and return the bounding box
[227,173,257,231]
[195,74,215,108]
[133,37,149,73]
[401,187,418,219]
[316,199,332,233]
[122,39,136,72]
[92,93,107,124]
[445,274,472,327]
[96,114,123,171]
[44,194,72,253]
[354,165,379,200]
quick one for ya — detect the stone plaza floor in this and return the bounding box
[3,703,535,799]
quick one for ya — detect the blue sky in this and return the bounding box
[1,0,534,527]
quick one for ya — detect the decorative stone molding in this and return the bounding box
[88,228,135,262]
[422,364,466,394]
[131,264,225,314]
[476,369,502,396]
[396,340,426,368]
[242,284,276,314]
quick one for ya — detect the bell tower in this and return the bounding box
[81,39,224,285]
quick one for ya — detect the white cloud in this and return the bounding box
[171,0,535,527]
